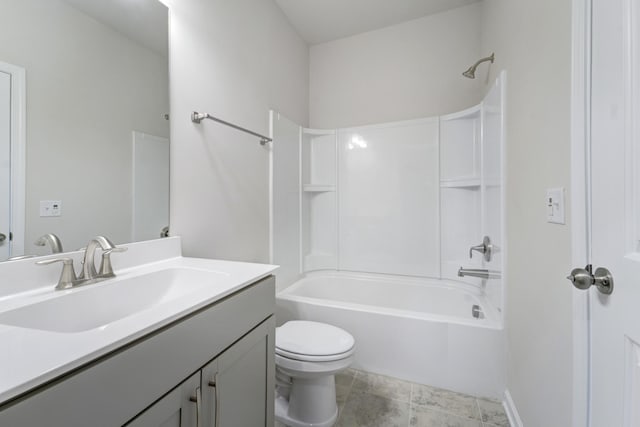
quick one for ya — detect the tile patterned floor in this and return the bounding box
[276,369,510,427]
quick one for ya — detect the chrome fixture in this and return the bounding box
[567,264,614,295]
[160,226,169,238]
[36,236,127,290]
[469,236,493,262]
[36,257,78,290]
[191,111,272,145]
[189,387,203,427]
[0,233,6,243]
[458,267,501,280]
[471,304,484,319]
[79,236,127,280]
[35,233,64,253]
[462,53,495,79]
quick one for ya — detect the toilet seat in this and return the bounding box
[275,346,354,362]
[276,320,355,362]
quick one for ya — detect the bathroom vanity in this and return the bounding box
[0,237,277,427]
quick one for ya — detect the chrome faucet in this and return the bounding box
[35,233,64,253]
[79,236,116,280]
[37,235,127,290]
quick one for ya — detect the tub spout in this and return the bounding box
[458,267,501,279]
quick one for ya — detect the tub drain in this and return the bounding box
[472,304,484,319]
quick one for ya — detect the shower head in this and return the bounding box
[462,68,476,79]
[462,53,495,79]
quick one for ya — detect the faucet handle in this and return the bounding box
[36,257,78,290]
[98,246,127,277]
[469,243,486,258]
[469,236,493,262]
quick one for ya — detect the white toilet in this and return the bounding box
[274,320,355,427]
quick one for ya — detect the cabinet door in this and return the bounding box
[126,372,200,427]
[202,317,275,427]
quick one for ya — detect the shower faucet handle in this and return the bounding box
[469,236,493,262]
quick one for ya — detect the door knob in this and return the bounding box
[0,233,6,243]
[593,267,614,295]
[567,264,614,295]
[566,267,593,290]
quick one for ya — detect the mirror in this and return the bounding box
[0,0,169,260]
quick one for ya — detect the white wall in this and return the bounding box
[309,3,483,129]
[0,0,169,254]
[480,1,574,425]
[166,0,309,262]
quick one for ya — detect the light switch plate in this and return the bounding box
[40,200,62,217]
[546,188,565,224]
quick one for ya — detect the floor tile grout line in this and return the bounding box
[408,382,414,427]
[349,388,412,406]
[409,393,484,420]
[476,397,487,427]
[337,371,356,423]
[415,404,484,424]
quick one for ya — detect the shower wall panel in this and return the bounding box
[270,112,301,290]
[481,76,505,313]
[337,119,440,277]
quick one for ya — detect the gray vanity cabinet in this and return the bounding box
[0,276,276,427]
[127,318,275,427]
[204,318,275,427]
[126,372,200,427]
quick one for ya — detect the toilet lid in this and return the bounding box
[276,321,355,358]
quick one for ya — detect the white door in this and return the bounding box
[587,0,640,424]
[132,131,169,241]
[0,70,11,260]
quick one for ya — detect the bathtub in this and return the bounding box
[276,271,505,399]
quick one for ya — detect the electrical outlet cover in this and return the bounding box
[40,200,62,217]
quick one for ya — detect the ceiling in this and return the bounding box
[275,0,482,45]
[61,0,168,56]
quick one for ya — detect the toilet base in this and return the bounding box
[274,374,339,427]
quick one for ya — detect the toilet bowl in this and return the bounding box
[274,321,355,427]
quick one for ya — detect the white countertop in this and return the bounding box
[0,238,277,405]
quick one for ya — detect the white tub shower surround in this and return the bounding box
[270,73,506,399]
[277,272,504,399]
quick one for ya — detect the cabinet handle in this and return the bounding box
[209,375,219,427]
[189,386,202,427]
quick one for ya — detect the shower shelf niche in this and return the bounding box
[440,177,481,188]
[303,184,336,193]
[300,129,338,272]
[440,100,484,285]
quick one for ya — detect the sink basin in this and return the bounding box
[0,268,227,333]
